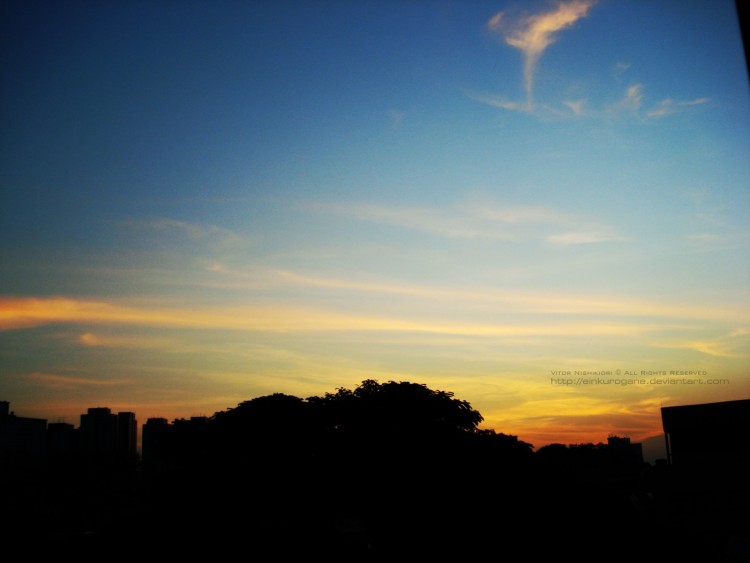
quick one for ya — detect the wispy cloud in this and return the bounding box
[469,202,571,224]
[77,331,175,349]
[609,83,644,113]
[650,329,749,358]
[27,371,131,389]
[547,230,629,245]
[487,0,596,100]
[646,97,710,118]
[304,201,624,243]
[464,91,533,113]
[305,200,622,242]
[564,99,587,116]
[480,7,708,121]
[2,272,743,338]
[305,201,515,239]
[686,232,724,243]
[119,217,247,246]
[475,79,709,121]
[608,84,709,119]
[0,295,725,338]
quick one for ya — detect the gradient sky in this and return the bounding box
[1,0,749,449]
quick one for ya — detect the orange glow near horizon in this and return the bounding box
[2,292,747,453]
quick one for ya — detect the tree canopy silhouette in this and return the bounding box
[138,379,539,558]
[149,379,533,470]
[307,378,484,437]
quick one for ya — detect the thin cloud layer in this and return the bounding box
[651,329,750,359]
[305,200,623,243]
[119,217,248,247]
[546,230,629,245]
[27,372,131,388]
[646,97,710,118]
[607,84,709,118]
[305,201,515,239]
[0,289,742,336]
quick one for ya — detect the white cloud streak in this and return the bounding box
[608,84,709,119]
[27,371,131,388]
[119,217,247,246]
[306,200,626,245]
[646,97,710,118]
[564,99,587,116]
[650,329,750,358]
[464,91,533,113]
[305,201,516,239]
[547,230,629,245]
[0,295,704,338]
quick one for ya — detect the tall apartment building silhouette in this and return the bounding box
[79,407,137,464]
[0,400,47,466]
[117,411,138,460]
[142,417,169,470]
[46,421,76,459]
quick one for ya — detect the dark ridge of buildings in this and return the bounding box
[141,415,210,472]
[2,396,749,558]
[605,434,644,465]
[1,401,138,469]
[661,398,750,468]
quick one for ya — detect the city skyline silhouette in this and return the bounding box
[2,381,749,559]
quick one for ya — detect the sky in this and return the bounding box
[1,0,749,451]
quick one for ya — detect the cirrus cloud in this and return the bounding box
[487,0,597,99]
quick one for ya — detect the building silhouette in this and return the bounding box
[79,407,118,460]
[117,411,138,461]
[606,434,644,466]
[46,421,76,460]
[79,407,138,466]
[0,400,47,469]
[142,417,169,470]
[661,398,750,468]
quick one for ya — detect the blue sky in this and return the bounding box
[1,0,749,448]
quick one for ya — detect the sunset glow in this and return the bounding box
[1,0,748,452]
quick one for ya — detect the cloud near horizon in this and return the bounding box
[0,296,687,337]
[650,329,750,359]
[0,286,744,337]
[27,371,131,389]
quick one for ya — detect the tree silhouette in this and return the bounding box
[300,380,535,557]
[306,379,484,455]
[316,378,483,432]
